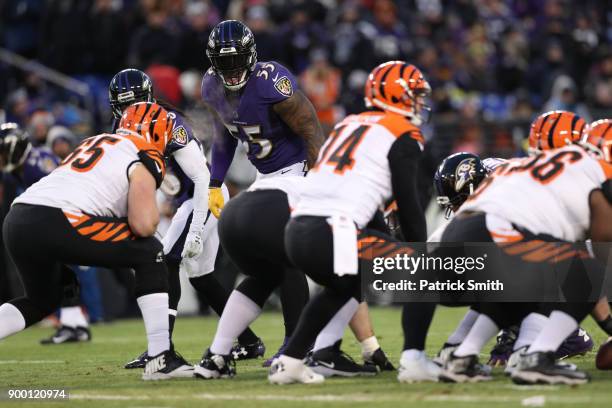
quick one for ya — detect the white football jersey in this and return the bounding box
[15,133,150,217]
[293,111,423,228]
[459,144,612,241]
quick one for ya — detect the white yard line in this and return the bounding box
[0,360,65,364]
[70,392,597,404]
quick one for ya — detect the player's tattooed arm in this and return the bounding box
[273,90,324,168]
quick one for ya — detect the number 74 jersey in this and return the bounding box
[293,111,424,228]
[14,133,161,218]
[459,144,612,242]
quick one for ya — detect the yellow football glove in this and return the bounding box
[208,187,225,219]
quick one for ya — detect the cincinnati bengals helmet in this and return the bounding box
[580,119,612,163]
[117,102,174,154]
[364,61,431,126]
[527,110,586,154]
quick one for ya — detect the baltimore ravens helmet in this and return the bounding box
[434,152,487,219]
[206,20,257,91]
[109,69,154,119]
[0,122,32,172]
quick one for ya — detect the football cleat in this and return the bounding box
[364,347,396,371]
[308,341,377,377]
[439,353,492,383]
[194,349,235,379]
[505,347,576,376]
[268,355,325,385]
[231,338,266,361]
[511,351,589,385]
[488,326,518,367]
[263,336,289,367]
[433,342,458,366]
[40,325,91,345]
[556,328,593,359]
[125,350,149,369]
[142,349,194,381]
[398,350,441,383]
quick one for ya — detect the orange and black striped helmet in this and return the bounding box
[364,61,431,126]
[527,110,586,154]
[117,102,174,154]
[581,119,612,163]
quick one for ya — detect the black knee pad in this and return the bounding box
[134,259,169,298]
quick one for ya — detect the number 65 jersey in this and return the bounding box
[459,144,612,242]
[293,111,424,231]
[14,133,163,218]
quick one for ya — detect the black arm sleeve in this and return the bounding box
[387,133,427,242]
[137,150,165,188]
[365,210,390,234]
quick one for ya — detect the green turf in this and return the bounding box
[0,307,611,408]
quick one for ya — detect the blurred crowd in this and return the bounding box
[1,0,611,164]
[0,0,611,319]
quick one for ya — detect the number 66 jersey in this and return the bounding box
[459,144,612,242]
[293,111,425,237]
[14,133,164,218]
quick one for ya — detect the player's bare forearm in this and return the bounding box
[273,90,324,168]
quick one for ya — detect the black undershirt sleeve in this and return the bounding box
[387,133,427,242]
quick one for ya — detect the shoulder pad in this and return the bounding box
[254,61,298,102]
[138,149,166,188]
[378,113,423,143]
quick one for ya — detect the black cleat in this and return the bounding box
[511,351,589,385]
[364,347,395,371]
[142,349,194,380]
[439,353,492,383]
[125,350,149,369]
[40,325,91,345]
[308,341,377,377]
[231,338,266,361]
[194,349,236,379]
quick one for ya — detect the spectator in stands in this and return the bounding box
[46,125,76,160]
[299,49,342,133]
[86,0,129,75]
[276,3,328,74]
[543,75,591,122]
[128,2,178,68]
[27,109,54,146]
[178,1,215,71]
[245,6,278,63]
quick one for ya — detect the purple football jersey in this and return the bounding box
[3,147,59,198]
[201,61,307,180]
[165,111,202,206]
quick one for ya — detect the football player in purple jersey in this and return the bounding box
[200,20,325,365]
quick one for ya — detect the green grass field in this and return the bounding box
[1,307,611,408]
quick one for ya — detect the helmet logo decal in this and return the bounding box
[454,158,477,192]
[242,32,253,46]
